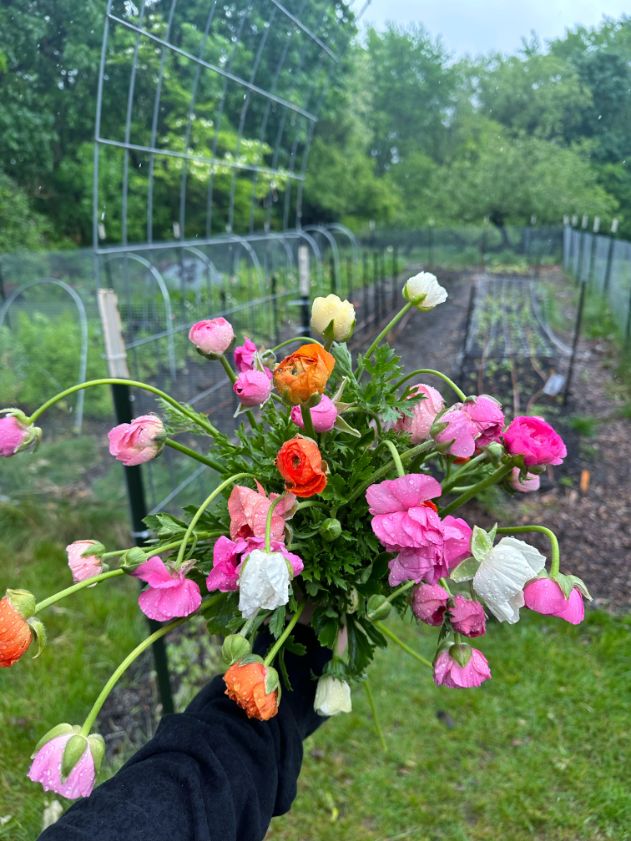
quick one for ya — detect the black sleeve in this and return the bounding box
[39,625,330,841]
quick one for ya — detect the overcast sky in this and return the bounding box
[361,0,629,56]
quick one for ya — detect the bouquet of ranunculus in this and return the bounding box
[0,273,590,800]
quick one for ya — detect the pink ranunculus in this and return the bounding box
[449,595,486,637]
[556,588,585,624]
[433,645,491,688]
[510,467,541,493]
[433,405,479,458]
[366,474,442,516]
[206,535,303,593]
[66,540,104,583]
[503,416,567,467]
[290,395,338,433]
[441,515,473,572]
[133,556,201,621]
[0,416,30,457]
[395,384,445,443]
[524,578,584,625]
[463,395,505,448]
[234,337,258,372]
[28,733,95,799]
[412,583,449,625]
[188,317,234,356]
[233,369,273,408]
[228,482,296,542]
[108,414,165,467]
[388,543,444,587]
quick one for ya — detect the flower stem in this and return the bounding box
[35,570,125,613]
[301,404,317,439]
[264,603,305,665]
[440,452,488,493]
[373,621,433,669]
[496,525,560,576]
[439,463,514,516]
[270,336,324,353]
[264,494,287,552]
[394,369,466,402]
[356,302,413,378]
[219,354,237,384]
[382,440,405,477]
[165,438,223,472]
[385,580,415,604]
[363,679,387,752]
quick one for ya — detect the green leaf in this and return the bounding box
[471,525,494,561]
[268,606,287,639]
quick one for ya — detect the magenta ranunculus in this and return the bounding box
[290,396,338,433]
[28,732,96,799]
[524,578,584,625]
[412,583,449,625]
[433,645,491,688]
[108,414,165,467]
[188,317,234,356]
[433,405,479,458]
[206,535,303,593]
[66,540,104,583]
[449,595,486,637]
[395,384,445,443]
[510,467,541,493]
[503,416,567,467]
[233,369,273,408]
[463,395,505,448]
[441,515,473,572]
[234,337,257,372]
[133,556,201,621]
[0,416,31,457]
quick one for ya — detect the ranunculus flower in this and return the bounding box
[503,416,567,467]
[394,384,445,443]
[314,675,352,716]
[233,369,273,408]
[0,590,36,668]
[108,414,165,466]
[188,317,234,356]
[273,344,335,405]
[433,404,479,458]
[310,294,356,341]
[524,578,585,625]
[412,583,449,625]
[448,595,486,637]
[433,644,491,688]
[66,540,104,583]
[224,660,279,720]
[0,415,39,457]
[234,337,257,372]
[206,536,303,596]
[228,483,296,542]
[441,515,473,573]
[28,727,104,799]
[133,556,201,621]
[276,435,327,497]
[463,395,504,448]
[238,548,298,619]
[472,537,546,623]
[510,467,541,493]
[290,395,338,433]
[403,272,448,311]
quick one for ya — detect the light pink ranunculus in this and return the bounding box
[503,416,567,467]
[66,540,104,583]
[0,416,30,457]
[463,395,504,448]
[412,583,449,625]
[290,395,338,433]
[108,414,165,467]
[133,556,201,621]
[449,595,486,637]
[206,535,303,593]
[188,317,234,356]
[395,384,445,443]
[433,405,479,458]
[366,474,442,516]
[524,578,584,624]
[228,482,296,542]
[433,646,491,688]
[510,467,541,493]
[233,369,273,408]
[28,733,96,799]
[234,337,257,372]
[441,515,473,573]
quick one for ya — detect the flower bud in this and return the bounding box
[367,594,391,621]
[403,272,448,311]
[222,634,252,665]
[188,317,235,357]
[121,547,147,571]
[485,442,504,463]
[310,295,356,341]
[0,412,41,457]
[319,517,342,542]
[314,675,352,716]
[61,734,90,780]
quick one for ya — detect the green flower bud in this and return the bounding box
[485,442,504,463]
[366,594,391,621]
[121,547,147,571]
[222,634,252,665]
[319,518,342,542]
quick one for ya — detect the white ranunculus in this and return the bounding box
[403,272,448,311]
[238,549,291,619]
[472,537,546,623]
[310,294,356,341]
[314,675,352,716]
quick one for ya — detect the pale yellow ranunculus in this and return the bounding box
[310,294,356,341]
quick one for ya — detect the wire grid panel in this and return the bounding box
[94,0,354,250]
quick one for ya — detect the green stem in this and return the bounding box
[270,336,323,353]
[344,441,435,506]
[218,354,237,384]
[439,577,452,595]
[175,473,255,567]
[356,302,413,378]
[441,452,488,493]
[165,438,224,472]
[385,580,415,604]
[374,621,433,669]
[439,463,514,516]
[394,368,466,402]
[28,378,220,437]
[382,440,405,477]
[496,525,560,576]
[264,494,287,552]
[264,603,305,665]
[35,570,125,613]
[102,533,223,562]
[364,679,387,752]
[301,404,317,439]
[296,500,319,511]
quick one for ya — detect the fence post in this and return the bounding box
[603,218,619,298]
[271,274,280,345]
[563,276,587,407]
[588,216,600,288]
[298,245,311,337]
[329,255,337,295]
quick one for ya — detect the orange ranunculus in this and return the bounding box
[273,344,335,405]
[0,592,34,668]
[276,435,327,498]
[224,661,279,721]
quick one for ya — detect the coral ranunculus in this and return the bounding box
[66,540,104,583]
[276,436,327,497]
[224,660,279,720]
[108,414,166,466]
[273,344,335,405]
[0,591,35,668]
